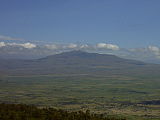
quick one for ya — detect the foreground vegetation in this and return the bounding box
[0,103,126,120]
[0,74,160,119]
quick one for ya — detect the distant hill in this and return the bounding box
[0,50,160,76]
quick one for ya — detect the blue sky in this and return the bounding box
[0,0,160,48]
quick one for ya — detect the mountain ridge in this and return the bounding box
[0,50,159,76]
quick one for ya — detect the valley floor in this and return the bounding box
[0,74,160,119]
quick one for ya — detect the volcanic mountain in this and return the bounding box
[0,50,160,76]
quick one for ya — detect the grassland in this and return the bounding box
[0,74,160,119]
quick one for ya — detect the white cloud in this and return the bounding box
[148,46,160,59]
[148,46,160,54]
[96,43,119,50]
[20,43,36,49]
[67,43,78,49]
[0,35,24,41]
[80,44,89,49]
[0,42,6,47]
[6,42,36,49]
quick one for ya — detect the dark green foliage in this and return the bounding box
[0,103,125,120]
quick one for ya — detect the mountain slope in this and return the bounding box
[0,50,160,76]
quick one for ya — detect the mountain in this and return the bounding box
[0,50,160,76]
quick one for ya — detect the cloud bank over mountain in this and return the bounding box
[0,41,160,64]
[0,42,36,49]
[96,43,120,50]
